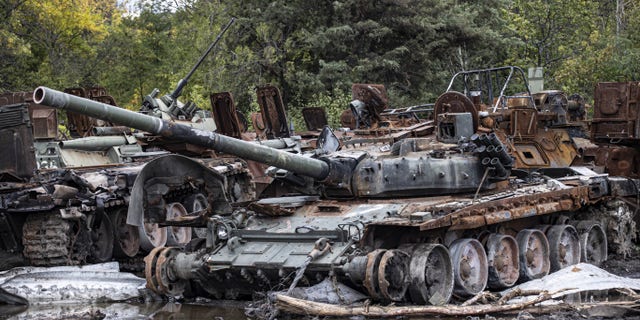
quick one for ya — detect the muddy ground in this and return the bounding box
[1,251,640,319]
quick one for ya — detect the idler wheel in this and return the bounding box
[154,247,186,295]
[90,213,114,263]
[546,224,581,271]
[109,208,140,258]
[144,246,165,294]
[516,229,550,281]
[407,244,454,305]
[449,238,488,297]
[485,233,519,289]
[165,202,192,247]
[378,249,410,302]
[144,247,186,295]
[363,249,386,300]
[574,221,607,266]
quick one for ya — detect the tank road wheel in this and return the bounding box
[183,193,208,238]
[378,249,410,302]
[89,213,114,263]
[139,221,167,251]
[109,208,140,258]
[516,229,550,281]
[449,238,488,297]
[165,203,192,247]
[574,221,607,266]
[183,193,208,214]
[363,249,386,300]
[485,234,519,289]
[407,244,454,305]
[546,225,581,272]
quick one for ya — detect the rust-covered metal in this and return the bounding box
[301,107,328,131]
[256,85,290,138]
[64,87,116,137]
[0,104,37,181]
[210,91,243,138]
[30,69,640,309]
[591,82,640,142]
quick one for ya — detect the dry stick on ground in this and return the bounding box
[616,288,640,300]
[462,291,499,306]
[497,289,563,305]
[276,289,569,317]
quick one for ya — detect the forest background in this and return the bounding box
[1,0,639,128]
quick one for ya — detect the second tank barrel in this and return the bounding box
[59,136,129,151]
[34,86,330,180]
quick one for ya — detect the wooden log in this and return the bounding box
[275,290,558,317]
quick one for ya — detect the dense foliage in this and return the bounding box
[1,0,639,123]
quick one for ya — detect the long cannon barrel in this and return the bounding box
[34,86,330,180]
[59,136,129,151]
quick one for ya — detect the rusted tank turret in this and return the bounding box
[33,67,640,306]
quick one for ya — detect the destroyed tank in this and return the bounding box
[33,66,639,305]
[0,19,260,269]
[0,89,162,268]
[0,90,253,269]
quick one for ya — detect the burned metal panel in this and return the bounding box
[256,85,290,139]
[301,107,328,131]
[417,186,590,231]
[63,87,117,137]
[352,155,487,197]
[592,82,640,141]
[510,107,537,138]
[510,129,576,168]
[31,108,57,139]
[436,113,474,143]
[0,92,59,140]
[579,145,640,177]
[85,86,109,98]
[512,143,549,167]
[0,92,32,106]
[210,92,242,138]
[0,104,37,181]
[351,84,389,115]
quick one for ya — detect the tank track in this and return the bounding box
[22,213,90,266]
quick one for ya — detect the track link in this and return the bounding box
[22,213,89,266]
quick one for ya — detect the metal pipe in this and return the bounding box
[59,136,128,151]
[92,126,131,136]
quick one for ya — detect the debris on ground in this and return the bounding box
[275,263,640,317]
[0,262,146,305]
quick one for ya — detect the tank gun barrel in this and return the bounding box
[59,136,129,151]
[34,86,330,180]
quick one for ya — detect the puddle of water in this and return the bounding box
[0,301,248,320]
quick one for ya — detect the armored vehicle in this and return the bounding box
[0,90,253,268]
[0,19,260,268]
[34,67,639,305]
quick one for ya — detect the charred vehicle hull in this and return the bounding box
[33,68,640,305]
[0,99,253,269]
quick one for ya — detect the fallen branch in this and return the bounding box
[461,291,498,306]
[616,288,640,301]
[276,290,562,317]
[498,289,551,305]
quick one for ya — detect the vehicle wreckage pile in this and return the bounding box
[11,65,637,316]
